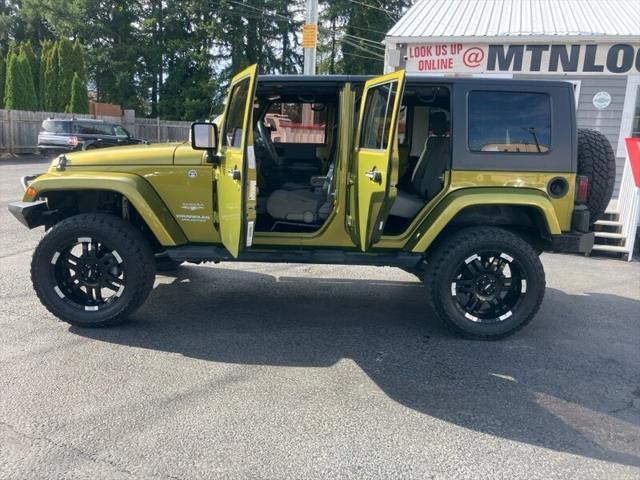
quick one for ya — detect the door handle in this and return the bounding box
[227,168,241,181]
[364,170,382,183]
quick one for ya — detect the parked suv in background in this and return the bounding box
[37,118,148,156]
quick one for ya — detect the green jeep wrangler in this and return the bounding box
[9,66,616,339]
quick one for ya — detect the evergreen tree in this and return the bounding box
[18,51,38,110]
[20,42,39,106]
[0,51,5,109]
[3,51,19,109]
[38,40,52,109]
[4,49,37,110]
[57,38,74,111]
[71,38,86,82]
[68,72,89,113]
[43,42,59,111]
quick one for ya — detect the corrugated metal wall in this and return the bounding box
[515,74,627,197]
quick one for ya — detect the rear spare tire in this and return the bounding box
[577,128,616,222]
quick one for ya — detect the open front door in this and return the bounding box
[350,70,405,251]
[217,64,258,258]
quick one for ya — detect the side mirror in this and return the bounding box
[191,122,219,151]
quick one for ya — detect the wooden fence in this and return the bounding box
[0,109,191,154]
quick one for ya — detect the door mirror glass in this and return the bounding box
[191,122,218,150]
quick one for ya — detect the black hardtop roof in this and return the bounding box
[257,74,573,89]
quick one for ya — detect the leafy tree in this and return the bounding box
[68,71,89,113]
[4,0,412,118]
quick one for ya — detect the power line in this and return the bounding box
[341,37,384,59]
[341,50,385,62]
[343,0,399,21]
[225,0,386,49]
[212,1,386,63]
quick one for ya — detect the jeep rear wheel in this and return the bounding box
[425,227,545,339]
[31,214,156,327]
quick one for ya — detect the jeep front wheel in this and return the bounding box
[31,213,156,327]
[424,227,545,339]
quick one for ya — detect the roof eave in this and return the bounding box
[385,34,640,45]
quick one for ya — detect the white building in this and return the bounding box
[385,0,640,197]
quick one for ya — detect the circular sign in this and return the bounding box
[592,91,611,110]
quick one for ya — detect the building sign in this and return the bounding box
[405,43,640,75]
[592,91,612,110]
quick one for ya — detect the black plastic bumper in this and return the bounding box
[8,200,49,229]
[551,231,594,254]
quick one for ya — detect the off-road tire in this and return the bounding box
[31,213,156,327]
[577,128,616,223]
[424,227,545,340]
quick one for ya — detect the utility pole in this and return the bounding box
[302,0,319,125]
[302,0,318,75]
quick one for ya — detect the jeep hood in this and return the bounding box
[57,143,183,167]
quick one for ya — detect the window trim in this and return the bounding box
[466,89,553,156]
[222,77,251,149]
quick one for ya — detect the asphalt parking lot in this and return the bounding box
[1,156,639,479]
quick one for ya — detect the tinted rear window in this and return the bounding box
[73,122,115,136]
[468,91,551,153]
[42,120,72,134]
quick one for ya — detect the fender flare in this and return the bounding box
[27,172,188,246]
[408,187,562,253]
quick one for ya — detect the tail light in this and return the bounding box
[576,175,589,204]
[67,136,79,146]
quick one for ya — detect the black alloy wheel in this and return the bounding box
[51,237,126,312]
[450,250,526,324]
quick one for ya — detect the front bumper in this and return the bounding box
[8,200,49,229]
[551,231,595,254]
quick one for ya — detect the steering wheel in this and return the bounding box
[256,119,283,167]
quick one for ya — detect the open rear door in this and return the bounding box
[217,64,258,258]
[350,70,405,251]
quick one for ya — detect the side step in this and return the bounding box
[591,244,628,253]
[594,220,623,227]
[594,232,626,239]
[167,245,423,269]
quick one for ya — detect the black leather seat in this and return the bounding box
[390,112,450,218]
